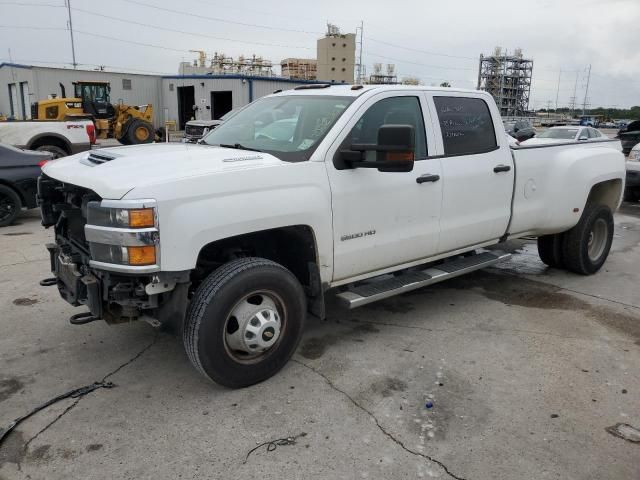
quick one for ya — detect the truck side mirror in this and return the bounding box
[340,124,415,173]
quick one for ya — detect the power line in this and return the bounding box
[364,51,475,71]
[74,29,191,53]
[70,7,313,50]
[0,25,67,32]
[365,37,477,60]
[120,0,323,35]
[0,1,64,6]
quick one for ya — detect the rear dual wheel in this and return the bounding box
[537,203,613,275]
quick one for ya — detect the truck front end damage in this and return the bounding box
[37,175,189,328]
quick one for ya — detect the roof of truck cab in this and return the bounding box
[271,84,487,97]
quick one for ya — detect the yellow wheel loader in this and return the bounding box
[31,81,156,145]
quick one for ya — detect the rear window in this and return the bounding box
[433,97,497,156]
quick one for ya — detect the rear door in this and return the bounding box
[426,94,514,252]
[325,91,442,282]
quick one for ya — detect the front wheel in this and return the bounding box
[183,258,306,388]
[562,204,614,275]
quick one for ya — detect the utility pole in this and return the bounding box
[582,64,591,116]
[554,69,561,114]
[356,21,364,84]
[65,0,77,68]
[569,70,579,118]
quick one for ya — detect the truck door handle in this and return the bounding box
[416,174,440,184]
[493,164,512,173]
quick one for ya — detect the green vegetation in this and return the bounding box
[537,106,640,120]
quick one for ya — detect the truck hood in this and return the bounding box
[41,143,283,199]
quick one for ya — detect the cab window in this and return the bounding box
[434,96,497,156]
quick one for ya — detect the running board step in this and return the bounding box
[336,251,510,309]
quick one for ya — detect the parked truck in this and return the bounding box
[37,85,625,388]
[0,119,94,158]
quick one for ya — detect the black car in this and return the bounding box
[0,143,51,226]
[617,120,640,155]
[504,120,536,141]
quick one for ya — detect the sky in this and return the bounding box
[1,0,639,109]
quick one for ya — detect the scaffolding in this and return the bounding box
[477,47,533,116]
[180,51,274,76]
[368,63,398,85]
[281,58,317,80]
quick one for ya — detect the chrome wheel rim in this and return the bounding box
[224,290,285,364]
[587,218,608,262]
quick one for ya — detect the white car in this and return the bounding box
[521,126,609,146]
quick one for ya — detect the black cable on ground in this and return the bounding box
[0,381,115,448]
[243,432,307,464]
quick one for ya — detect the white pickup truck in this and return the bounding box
[0,119,94,158]
[37,85,625,387]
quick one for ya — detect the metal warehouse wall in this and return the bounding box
[160,76,322,126]
[0,64,35,119]
[0,65,163,126]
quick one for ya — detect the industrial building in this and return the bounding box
[0,63,323,130]
[477,47,533,116]
[280,58,318,80]
[0,63,161,122]
[316,24,356,84]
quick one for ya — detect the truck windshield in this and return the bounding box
[202,95,354,162]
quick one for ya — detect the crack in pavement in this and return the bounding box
[292,359,468,480]
[21,334,160,448]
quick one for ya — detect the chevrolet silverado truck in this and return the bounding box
[0,119,95,158]
[37,85,625,388]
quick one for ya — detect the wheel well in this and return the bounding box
[587,179,623,211]
[29,136,71,155]
[0,180,24,205]
[194,225,319,294]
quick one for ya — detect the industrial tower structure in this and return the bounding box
[477,47,533,116]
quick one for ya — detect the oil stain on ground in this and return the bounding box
[0,430,27,467]
[12,298,38,306]
[370,376,408,397]
[299,320,381,359]
[0,377,24,402]
[445,271,640,342]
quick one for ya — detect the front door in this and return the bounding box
[427,94,514,252]
[325,92,443,282]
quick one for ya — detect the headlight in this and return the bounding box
[89,244,157,266]
[85,200,159,270]
[87,202,156,228]
[632,150,640,161]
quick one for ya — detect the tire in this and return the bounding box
[562,204,614,275]
[125,119,153,145]
[183,257,306,388]
[537,233,564,268]
[35,145,67,159]
[0,185,22,227]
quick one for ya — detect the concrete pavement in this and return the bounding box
[0,207,638,480]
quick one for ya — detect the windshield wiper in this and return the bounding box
[218,143,262,153]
